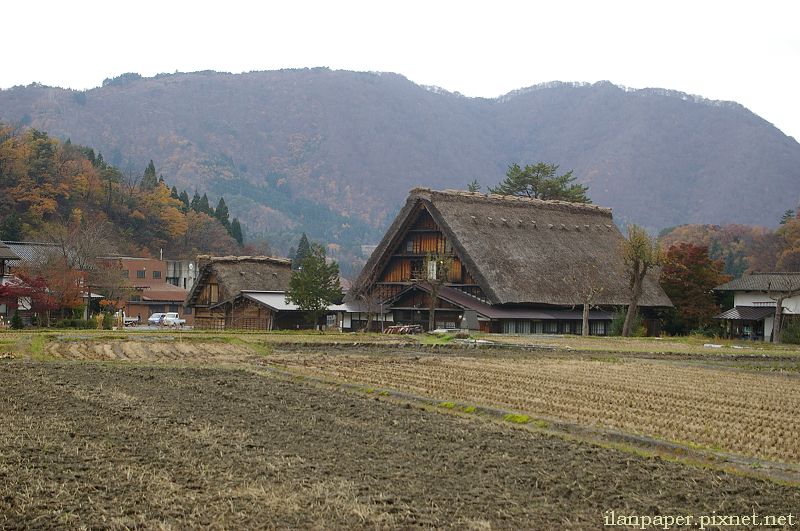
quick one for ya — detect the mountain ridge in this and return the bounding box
[1,68,798,259]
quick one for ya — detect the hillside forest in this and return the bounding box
[0,125,250,259]
[659,218,800,278]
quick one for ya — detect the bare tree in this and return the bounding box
[416,252,453,331]
[353,286,388,332]
[621,225,662,337]
[564,263,604,336]
[122,161,141,201]
[768,278,800,344]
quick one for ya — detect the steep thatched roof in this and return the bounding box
[354,188,672,308]
[185,256,292,306]
[714,272,800,292]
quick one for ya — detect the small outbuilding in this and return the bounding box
[184,256,293,330]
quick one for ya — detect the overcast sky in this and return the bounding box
[4,0,799,139]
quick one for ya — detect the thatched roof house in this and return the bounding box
[352,188,671,334]
[185,256,293,330]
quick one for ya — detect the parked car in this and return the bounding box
[148,313,165,326]
[162,312,186,327]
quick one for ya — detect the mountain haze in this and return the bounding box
[2,69,798,255]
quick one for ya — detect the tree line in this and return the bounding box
[0,125,244,258]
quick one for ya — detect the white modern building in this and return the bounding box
[714,273,800,341]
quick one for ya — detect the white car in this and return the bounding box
[162,312,186,327]
[148,313,165,326]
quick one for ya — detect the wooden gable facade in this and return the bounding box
[374,205,485,301]
[184,256,293,330]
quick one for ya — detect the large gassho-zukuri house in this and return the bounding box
[350,188,672,335]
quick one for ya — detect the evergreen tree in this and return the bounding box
[215,197,231,229]
[10,311,24,329]
[293,233,311,270]
[0,213,23,241]
[199,193,213,215]
[170,186,180,200]
[286,243,342,328]
[467,179,481,193]
[190,191,201,212]
[780,210,796,225]
[230,218,244,245]
[158,173,165,185]
[140,160,158,190]
[179,190,190,211]
[489,162,590,203]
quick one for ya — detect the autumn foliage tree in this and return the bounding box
[621,225,662,337]
[0,124,243,258]
[0,273,59,326]
[660,243,731,334]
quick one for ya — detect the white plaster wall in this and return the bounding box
[765,316,774,342]
[733,292,800,314]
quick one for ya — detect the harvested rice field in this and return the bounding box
[2,333,799,528]
[267,348,800,465]
[2,360,799,529]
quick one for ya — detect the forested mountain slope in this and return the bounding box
[2,69,798,256]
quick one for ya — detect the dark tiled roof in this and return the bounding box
[714,306,776,320]
[1,241,66,265]
[399,284,613,320]
[715,273,800,292]
[0,242,20,260]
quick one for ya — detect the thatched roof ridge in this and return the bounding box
[185,255,292,306]
[196,255,291,266]
[413,188,613,217]
[353,188,672,308]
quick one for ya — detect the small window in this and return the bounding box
[129,294,141,302]
[122,270,129,278]
[153,271,161,279]
[136,270,145,278]
[184,307,192,315]
[406,240,413,252]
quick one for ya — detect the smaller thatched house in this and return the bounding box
[351,188,672,334]
[184,256,293,330]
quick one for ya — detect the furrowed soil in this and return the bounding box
[2,360,800,529]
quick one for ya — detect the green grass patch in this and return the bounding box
[503,413,530,424]
[463,405,476,413]
[365,387,375,394]
[533,419,549,428]
[438,401,456,409]
[420,333,455,345]
[378,390,390,396]
[28,334,49,360]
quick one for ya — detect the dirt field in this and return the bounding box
[2,360,799,529]
[266,348,800,466]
